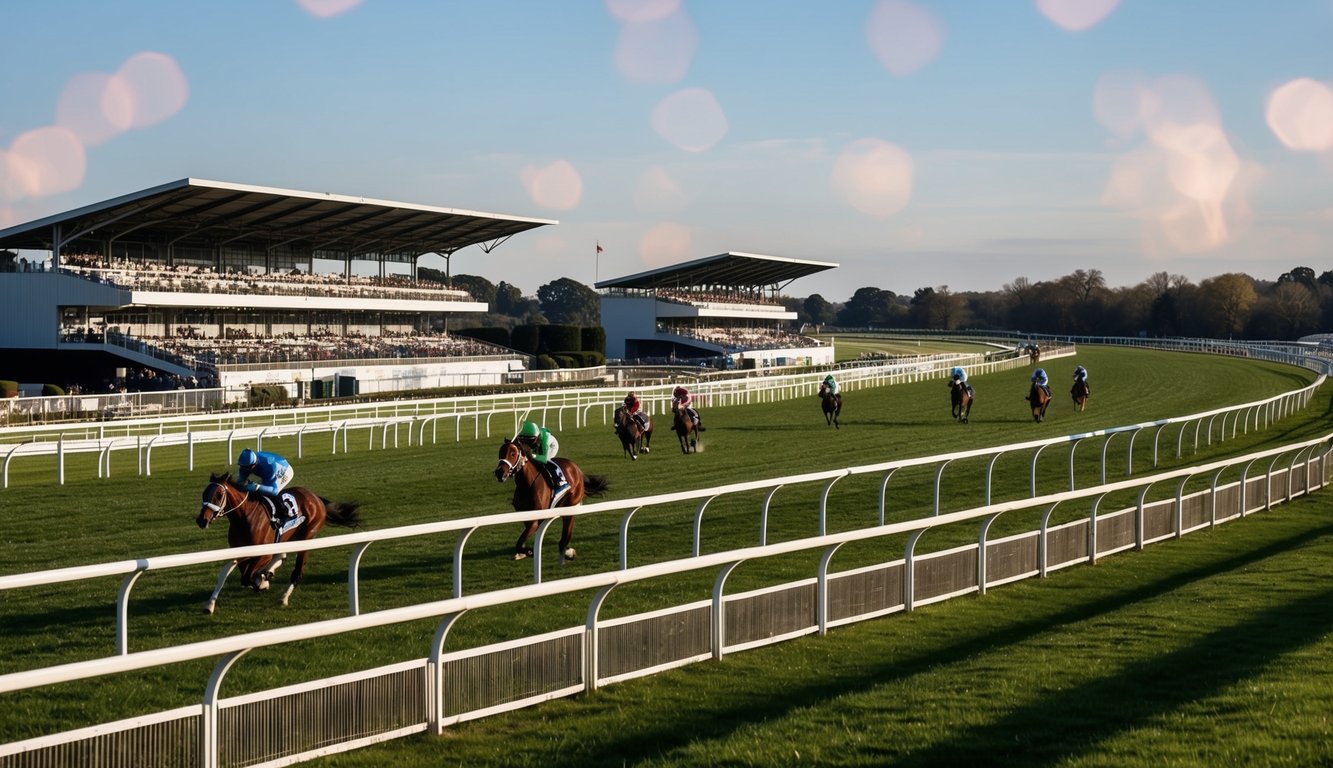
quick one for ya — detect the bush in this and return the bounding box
[541,324,581,353]
[553,354,578,369]
[248,384,290,407]
[584,350,606,366]
[42,383,66,397]
[456,327,511,348]
[535,354,558,370]
[581,326,606,355]
[511,325,541,355]
[0,380,17,398]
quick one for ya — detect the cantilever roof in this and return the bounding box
[0,178,556,257]
[595,251,837,291]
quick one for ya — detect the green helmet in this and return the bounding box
[824,374,835,382]
[518,421,540,438]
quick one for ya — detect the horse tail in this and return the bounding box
[319,497,363,529]
[583,474,610,497]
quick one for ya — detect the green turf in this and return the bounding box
[0,345,1327,755]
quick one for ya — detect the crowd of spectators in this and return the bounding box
[144,329,510,367]
[663,325,818,352]
[655,288,783,309]
[58,256,472,303]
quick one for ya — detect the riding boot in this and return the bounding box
[548,462,571,507]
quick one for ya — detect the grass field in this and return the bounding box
[1,345,1329,762]
[818,334,999,361]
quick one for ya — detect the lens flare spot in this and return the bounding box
[604,0,679,23]
[1034,0,1120,31]
[831,138,914,218]
[295,0,363,18]
[1158,201,1231,254]
[639,222,692,268]
[1139,74,1219,145]
[1154,122,1239,203]
[1266,78,1333,152]
[1093,70,1150,139]
[521,160,583,211]
[866,0,945,77]
[614,9,697,85]
[6,127,86,199]
[635,166,689,213]
[114,52,189,129]
[56,72,134,147]
[652,88,728,152]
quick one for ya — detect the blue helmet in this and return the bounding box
[1034,368,1047,378]
[238,448,257,467]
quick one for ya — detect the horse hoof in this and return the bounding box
[513,552,528,561]
[563,547,577,561]
[642,447,650,453]
[255,576,270,591]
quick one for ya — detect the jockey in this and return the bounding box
[622,392,648,430]
[1030,367,1052,398]
[671,385,705,431]
[819,374,842,404]
[236,447,302,540]
[1071,364,1090,396]
[516,420,570,507]
[949,366,974,397]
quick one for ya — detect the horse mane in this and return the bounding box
[209,470,238,487]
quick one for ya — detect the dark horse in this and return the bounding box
[1027,382,1051,422]
[950,379,973,423]
[672,405,700,453]
[819,385,841,429]
[614,406,653,460]
[1071,378,1090,412]
[495,438,609,562]
[196,472,361,613]
[1026,344,1041,364]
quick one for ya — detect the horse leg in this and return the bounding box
[279,552,309,607]
[203,560,239,614]
[514,521,538,560]
[559,516,576,563]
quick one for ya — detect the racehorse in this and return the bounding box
[950,379,973,423]
[819,385,841,429]
[672,405,700,453]
[196,472,361,613]
[495,437,609,562]
[614,405,653,460]
[1071,378,1090,412]
[1026,344,1041,365]
[1027,382,1051,422]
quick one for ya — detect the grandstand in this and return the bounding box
[0,179,554,400]
[596,251,837,368]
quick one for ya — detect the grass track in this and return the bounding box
[0,346,1328,754]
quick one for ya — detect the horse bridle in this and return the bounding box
[202,483,249,519]
[497,446,526,480]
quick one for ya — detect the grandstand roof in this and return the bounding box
[595,251,837,291]
[0,178,556,257]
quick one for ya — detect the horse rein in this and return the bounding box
[497,450,526,480]
[202,484,249,519]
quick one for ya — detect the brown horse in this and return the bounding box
[614,406,653,460]
[1071,377,1090,411]
[196,472,361,613]
[1027,382,1051,422]
[495,438,609,562]
[819,385,841,429]
[1026,344,1041,365]
[950,379,973,423]
[672,405,700,453]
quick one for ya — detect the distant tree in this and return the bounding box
[1267,281,1320,338]
[837,286,898,327]
[1318,270,1333,288]
[446,274,498,305]
[537,277,600,325]
[1199,273,1257,337]
[1277,266,1316,289]
[908,286,936,328]
[803,294,837,327]
[494,281,524,315]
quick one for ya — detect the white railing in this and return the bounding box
[1,432,1329,767]
[0,370,1322,660]
[0,346,1064,488]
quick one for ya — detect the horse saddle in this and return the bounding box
[260,493,303,533]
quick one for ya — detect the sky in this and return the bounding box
[1,0,1332,303]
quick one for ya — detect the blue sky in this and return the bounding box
[2,0,1331,302]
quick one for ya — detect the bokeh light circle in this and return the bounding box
[639,222,692,267]
[6,127,86,199]
[614,9,697,85]
[521,160,583,211]
[1266,77,1333,152]
[652,88,728,152]
[115,52,189,129]
[830,138,914,217]
[56,72,133,147]
[295,0,363,19]
[604,0,679,24]
[1034,0,1120,32]
[866,0,945,76]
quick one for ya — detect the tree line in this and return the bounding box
[790,267,1333,340]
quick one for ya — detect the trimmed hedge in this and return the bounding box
[511,325,541,355]
[248,384,290,407]
[0,380,17,398]
[41,384,66,397]
[540,324,581,353]
[456,327,511,348]
[535,354,558,370]
[581,326,606,354]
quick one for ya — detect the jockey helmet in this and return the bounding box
[518,421,540,439]
[238,448,257,467]
[1034,368,1046,378]
[824,374,835,383]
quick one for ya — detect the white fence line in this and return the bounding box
[1,432,1329,767]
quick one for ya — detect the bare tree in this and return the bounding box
[1199,273,1257,337]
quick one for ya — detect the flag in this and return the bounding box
[596,242,603,254]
